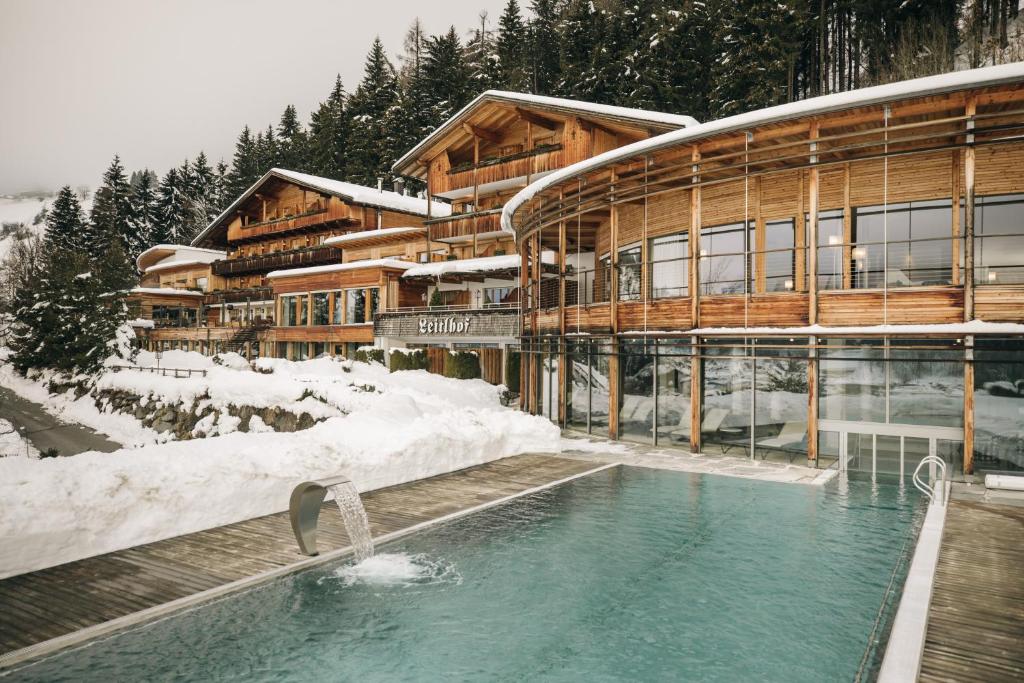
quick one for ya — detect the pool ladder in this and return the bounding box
[912,455,949,506]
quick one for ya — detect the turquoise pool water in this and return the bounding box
[12,467,921,682]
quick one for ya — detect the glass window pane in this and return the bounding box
[650,233,688,298]
[818,338,886,423]
[618,245,642,301]
[346,289,366,324]
[567,341,590,431]
[619,340,654,444]
[973,338,1024,473]
[656,344,691,446]
[754,341,808,463]
[764,219,795,292]
[312,292,330,326]
[888,340,963,427]
[701,339,752,455]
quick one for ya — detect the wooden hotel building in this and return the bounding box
[505,64,1024,479]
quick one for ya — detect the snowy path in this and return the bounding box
[0,386,120,456]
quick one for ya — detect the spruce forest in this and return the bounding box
[3,0,1022,373]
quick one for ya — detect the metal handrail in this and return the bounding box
[912,455,948,505]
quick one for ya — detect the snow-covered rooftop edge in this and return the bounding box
[501,62,1024,235]
[144,259,211,274]
[129,287,204,297]
[402,251,555,278]
[136,244,225,272]
[392,90,700,175]
[266,258,415,279]
[191,168,451,247]
[615,320,1024,336]
[322,226,427,247]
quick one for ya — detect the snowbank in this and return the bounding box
[0,354,562,578]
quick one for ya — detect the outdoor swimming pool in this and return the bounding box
[12,467,922,682]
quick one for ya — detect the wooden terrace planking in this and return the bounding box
[919,500,1024,683]
[0,454,601,662]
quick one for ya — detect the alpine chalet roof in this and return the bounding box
[191,168,451,248]
[392,90,699,179]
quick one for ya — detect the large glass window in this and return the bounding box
[484,287,514,306]
[656,343,691,446]
[280,295,306,327]
[753,339,809,462]
[331,291,343,324]
[819,338,886,423]
[617,245,642,301]
[311,292,330,326]
[974,194,1024,284]
[700,221,752,295]
[618,339,654,443]
[649,232,688,298]
[567,340,590,431]
[816,209,845,290]
[590,342,611,436]
[763,219,796,292]
[345,289,366,324]
[852,200,953,288]
[973,338,1024,473]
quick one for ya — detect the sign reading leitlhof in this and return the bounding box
[374,309,519,339]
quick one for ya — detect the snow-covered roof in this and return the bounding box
[323,226,426,248]
[266,258,415,279]
[393,90,699,176]
[502,62,1024,235]
[136,244,224,273]
[144,259,211,274]
[402,252,554,279]
[129,287,204,297]
[191,168,451,248]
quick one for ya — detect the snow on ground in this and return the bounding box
[0,350,563,578]
[0,417,37,459]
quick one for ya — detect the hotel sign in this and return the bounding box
[418,316,471,335]
[375,309,519,339]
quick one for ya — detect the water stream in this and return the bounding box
[327,481,374,562]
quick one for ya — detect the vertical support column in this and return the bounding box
[964,335,975,475]
[608,170,620,440]
[807,121,820,325]
[558,210,567,425]
[796,171,806,291]
[964,97,977,321]
[519,236,529,411]
[842,163,852,289]
[690,147,702,328]
[472,137,480,258]
[690,335,702,454]
[807,334,818,466]
[753,175,765,293]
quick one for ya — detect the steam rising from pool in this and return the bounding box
[327,481,374,562]
[331,553,462,587]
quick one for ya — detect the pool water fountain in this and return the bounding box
[289,475,374,561]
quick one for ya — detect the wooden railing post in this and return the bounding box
[690,147,702,328]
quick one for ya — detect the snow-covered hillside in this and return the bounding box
[0,190,92,261]
[0,350,563,578]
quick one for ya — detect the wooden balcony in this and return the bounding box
[211,246,338,277]
[226,201,358,243]
[438,144,564,196]
[426,211,503,242]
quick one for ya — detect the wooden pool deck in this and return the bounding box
[919,499,1024,682]
[0,454,605,667]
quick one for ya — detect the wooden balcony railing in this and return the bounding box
[211,246,338,277]
[440,144,564,195]
[426,211,503,242]
[226,201,356,242]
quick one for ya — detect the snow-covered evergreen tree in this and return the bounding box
[465,11,500,93]
[44,186,88,254]
[155,167,189,244]
[128,170,160,250]
[496,0,530,91]
[528,0,561,94]
[90,155,141,261]
[308,75,350,179]
[276,105,308,170]
[346,37,402,188]
[226,125,260,198]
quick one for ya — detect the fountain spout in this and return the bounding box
[289,475,374,559]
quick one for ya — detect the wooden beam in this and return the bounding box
[952,149,961,287]
[842,163,852,290]
[463,122,501,144]
[964,337,975,475]
[964,96,977,321]
[690,336,701,454]
[807,121,820,325]
[807,335,818,466]
[577,117,619,139]
[690,147,702,327]
[515,107,558,130]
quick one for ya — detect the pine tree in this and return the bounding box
[558,0,600,99]
[276,105,308,170]
[214,159,229,209]
[423,27,474,124]
[44,186,88,253]
[155,167,188,244]
[308,75,350,179]
[128,170,160,249]
[465,12,500,93]
[226,125,260,198]
[711,0,799,117]
[255,125,279,173]
[346,37,402,188]
[90,155,141,261]
[528,0,560,94]
[495,0,530,91]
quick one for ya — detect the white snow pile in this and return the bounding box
[0,418,37,458]
[0,350,562,578]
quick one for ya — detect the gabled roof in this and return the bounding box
[191,168,451,248]
[392,90,699,178]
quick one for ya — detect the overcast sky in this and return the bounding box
[0,0,508,195]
